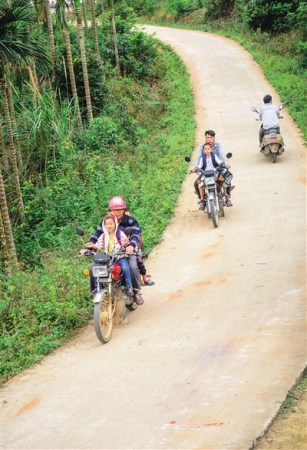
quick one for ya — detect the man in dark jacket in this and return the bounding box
[85,196,144,305]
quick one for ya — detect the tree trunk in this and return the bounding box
[82,0,89,33]
[111,9,120,74]
[0,205,9,270]
[90,0,103,64]
[0,78,25,221]
[27,64,39,103]
[6,81,23,173]
[62,29,83,129]
[44,0,56,69]
[0,122,10,173]
[74,2,93,122]
[0,169,18,265]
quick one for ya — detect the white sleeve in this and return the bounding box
[194,145,203,166]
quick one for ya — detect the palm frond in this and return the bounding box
[0,0,36,26]
[55,0,68,29]
[0,0,50,69]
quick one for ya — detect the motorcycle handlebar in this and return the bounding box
[77,249,140,258]
[190,164,226,176]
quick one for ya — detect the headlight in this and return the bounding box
[92,265,109,278]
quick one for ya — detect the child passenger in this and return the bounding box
[87,213,134,297]
[198,142,229,210]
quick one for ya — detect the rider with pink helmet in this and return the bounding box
[86,196,144,305]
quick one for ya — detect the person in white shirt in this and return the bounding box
[198,142,223,210]
[258,94,281,144]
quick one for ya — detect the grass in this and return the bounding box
[279,373,307,416]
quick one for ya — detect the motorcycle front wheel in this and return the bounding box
[94,294,113,343]
[210,198,219,228]
[272,153,277,163]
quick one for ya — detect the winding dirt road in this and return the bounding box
[1,26,306,450]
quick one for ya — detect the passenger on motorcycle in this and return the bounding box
[86,196,144,305]
[83,213,135,298]
[258,95,282,145]
[197,142,224,210]
[191,130,234,203]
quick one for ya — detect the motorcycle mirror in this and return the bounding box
[185,156,191,162]
[76,226,85,236]
[226,152,232,159]
[250,106,258,113]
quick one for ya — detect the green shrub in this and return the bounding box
[236,0,302,34]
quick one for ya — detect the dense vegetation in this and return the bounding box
[0,1,194,383]
[1,0,305,383]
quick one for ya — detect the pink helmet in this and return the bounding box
[108,196,126,210]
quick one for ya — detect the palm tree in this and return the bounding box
[55,0,83,128]
[104,0,120,74]
[0,122,9,173]
[89,0,103,64]
[82,0,89,33]
[0,0,50,221]
[0,205,9,269]
[44,0,56,69]
[0,167,17,265]
[111,7,120,74]
[6,79,23,171]
[33,0,56,70]
[0,76,25,220]
[72,0,93,121]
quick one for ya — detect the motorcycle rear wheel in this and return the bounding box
[272,153,277,163]
[210,198,219,228]
[94,294,113,343]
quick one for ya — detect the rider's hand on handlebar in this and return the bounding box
[125,245,134,255]
[79,242,98,255]
[190,166,197,173]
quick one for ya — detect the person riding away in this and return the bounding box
[83,213,135,298]
[191,130,234,204]
[258,94,284,151]
[197,142,226,210]
[84,196,144,305]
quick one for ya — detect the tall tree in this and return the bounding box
[0,122,9,173]
[44,0,57,69]
[0,75,25,220]
[82,0,89,33]
[105,0,120,74]
[56,0,83,128]
[0,167,17,265]
[72,0,93,121]
[89,0,103,64]
[111,7,120,73]
[0,0,50,221]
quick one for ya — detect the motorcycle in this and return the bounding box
[76,227,138,344]
[185,156,233,228]
[250,105,285,163]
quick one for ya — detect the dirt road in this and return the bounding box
[1,26,306,450]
